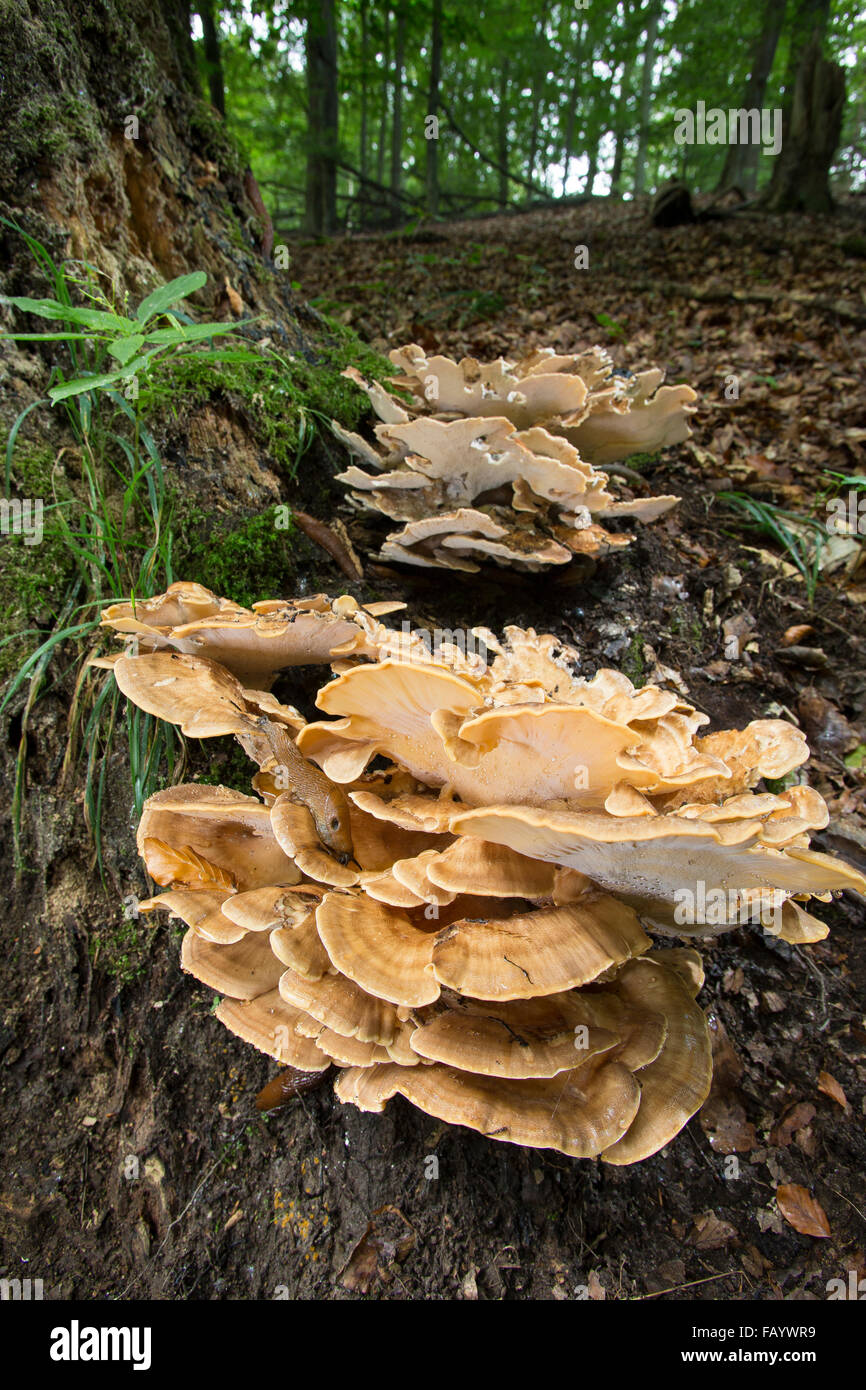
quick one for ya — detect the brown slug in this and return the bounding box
[255,1066,328,1112]
[259,719,354,862]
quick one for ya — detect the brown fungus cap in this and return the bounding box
[601,957,712,1164]
[181,927,286,1000]
[408,990,624,1079]
[334,343,686,573]
[114,582,865,1164]
[334,1053,641,1159]
[138,785,302,892]
[215,991,332,1070]
[430,894,651,1000]
[103,585,385,688]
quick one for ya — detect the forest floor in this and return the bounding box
[2,196,866,1301]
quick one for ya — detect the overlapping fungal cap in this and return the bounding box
[384,347,697,465]
[332,343,692,571]
[112,587,864,1161]
[99,583,406,688]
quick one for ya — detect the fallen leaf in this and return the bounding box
[143,839,236,890]
[770,1101,816,1147]
[340,1205,416,1292]
[817,1070,848,1108]
[705,1011,744,1088]
[741,1244,771,1279]
[776,1184,831,1239]
[762,990,786,1013]
[700,1094,758,1153]
[757,1206,785,1235]
[644,1259,685,1294]
[689,1210,739,1250]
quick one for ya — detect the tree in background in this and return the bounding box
[200,0,864,234]
[762,0,845,210]
[717,0,788,193]
[303,0,339,235]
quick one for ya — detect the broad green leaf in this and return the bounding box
[135,272,207,323]
[1,332,105,342]
[143,321,245,346]
[108,335,146,364]
[1,296,135,331]
[49,368,131,402]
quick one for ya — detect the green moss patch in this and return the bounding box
[149,319,393,480]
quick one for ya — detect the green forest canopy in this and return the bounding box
[199,0,865,234]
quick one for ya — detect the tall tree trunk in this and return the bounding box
[377,7,390,188]
[585,133,599,195]
[717,0,787,193]
[610,57,633,196]
[303,0,339,236]
[197,1,225,116]
[359,0,369,225]
[526,0,550,187]
[497,61,510,207]
[632,0,661,197]
[426,0,443,216]
[560,19,584,197]
[780,0,830,98]
[390,0,407,215]
[762,30,844,211]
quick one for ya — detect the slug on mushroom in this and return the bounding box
[258,718,355,864]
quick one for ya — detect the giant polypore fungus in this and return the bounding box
[107,585,865,1161]
[332,344,693,571]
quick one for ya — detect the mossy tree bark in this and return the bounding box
[0,0,332,374]
[0,0,388,598]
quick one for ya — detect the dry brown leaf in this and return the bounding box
[740,1244,771,1279]
[776,1184,831,1239]
[339,1204,416,1292]
[770,1101,816,1148]
[700,1095,758,1154]
[689,1210,739,1250]
[817,1070,848,1108]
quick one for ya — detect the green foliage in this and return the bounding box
[174,505,300,609]
[151,319,391,480]
[192,739,257,793]
[1,261,251,409]
[0,222,389,876]
[623,633,646,687]
[595,312,627,342]
[719,492,828,603]
[0,223,252,876]
[624,451,661,472]
[208,0,865,232]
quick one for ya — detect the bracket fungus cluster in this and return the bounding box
[103,584,865,1162]
[332,343,695,572]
